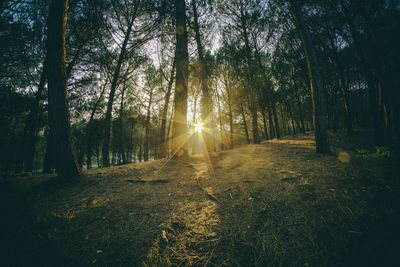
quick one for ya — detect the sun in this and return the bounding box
[194,121,204,134]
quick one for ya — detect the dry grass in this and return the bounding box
[1,130,399,266]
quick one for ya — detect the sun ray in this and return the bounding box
[155,113,241,182]
[198,133,216,181]
[155,131,194,175]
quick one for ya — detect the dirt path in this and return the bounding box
[1,132,399,266]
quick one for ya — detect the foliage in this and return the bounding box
[356,146,392,159]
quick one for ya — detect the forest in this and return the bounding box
[1,0,399,266]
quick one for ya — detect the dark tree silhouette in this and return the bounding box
[46,0,80,177]
[290,0,330,153]
[172,0,189,157]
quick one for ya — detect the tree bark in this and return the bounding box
[290,0,330,153]
[172,0,189,158]
[46,0,80,177]
[24,24,86,173]
[160,54,176,158]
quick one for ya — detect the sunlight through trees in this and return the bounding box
[1,0,399,175]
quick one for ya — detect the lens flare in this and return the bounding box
[194,121,204,133]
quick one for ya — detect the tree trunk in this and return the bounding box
[239,4,259,144]
[46,0,80,177]
[291,119,296,135]
[166,105,174,157]
[160,54,176,158]
[326,26,352,135]
[23,58,47,172]
[254,43,279,140]
[191,91,198,155]
[172,0,189,158]
[192,0,214,152]
[329,87,338,132]
[5,117,18,175]
[294,89,306,133]
[23,36,84,172]
[267,104,275,139]
[144,87,154,161]
[42,127,54,173]
[280,105,286,136]
[94,145,99,168]
[222,67,234,148]
[285,100,297,135]
[216,90,224,151]
[290,0,330,153]
[340,0,383,145]
[261,108,269,140]
[86,82,107,169]
[128,118,135,162]
[119,84,127,163]
[272,102,281,139]
[228,91,234,149]
[240,104,250,144]
[341,79,353,136]
[102,15,135,167]
[86,121,93,169]
[138,130,143,162]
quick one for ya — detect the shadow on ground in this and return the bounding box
[1,131,399,266]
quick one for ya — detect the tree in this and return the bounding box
[86,80,107,169]
[22,58,47,172]
[171,0,189,158]
[217,0,262,144]
[101,2,136,167]
[289,0,330,153]
[101,0,159,166]
[143,63,160,161]
[191,0,214,152]
[0,1,48,173]
[159,51,176,158]
[46,0,80,177]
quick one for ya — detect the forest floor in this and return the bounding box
[1,130,399,267]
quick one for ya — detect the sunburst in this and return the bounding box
[194,120,204,134]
